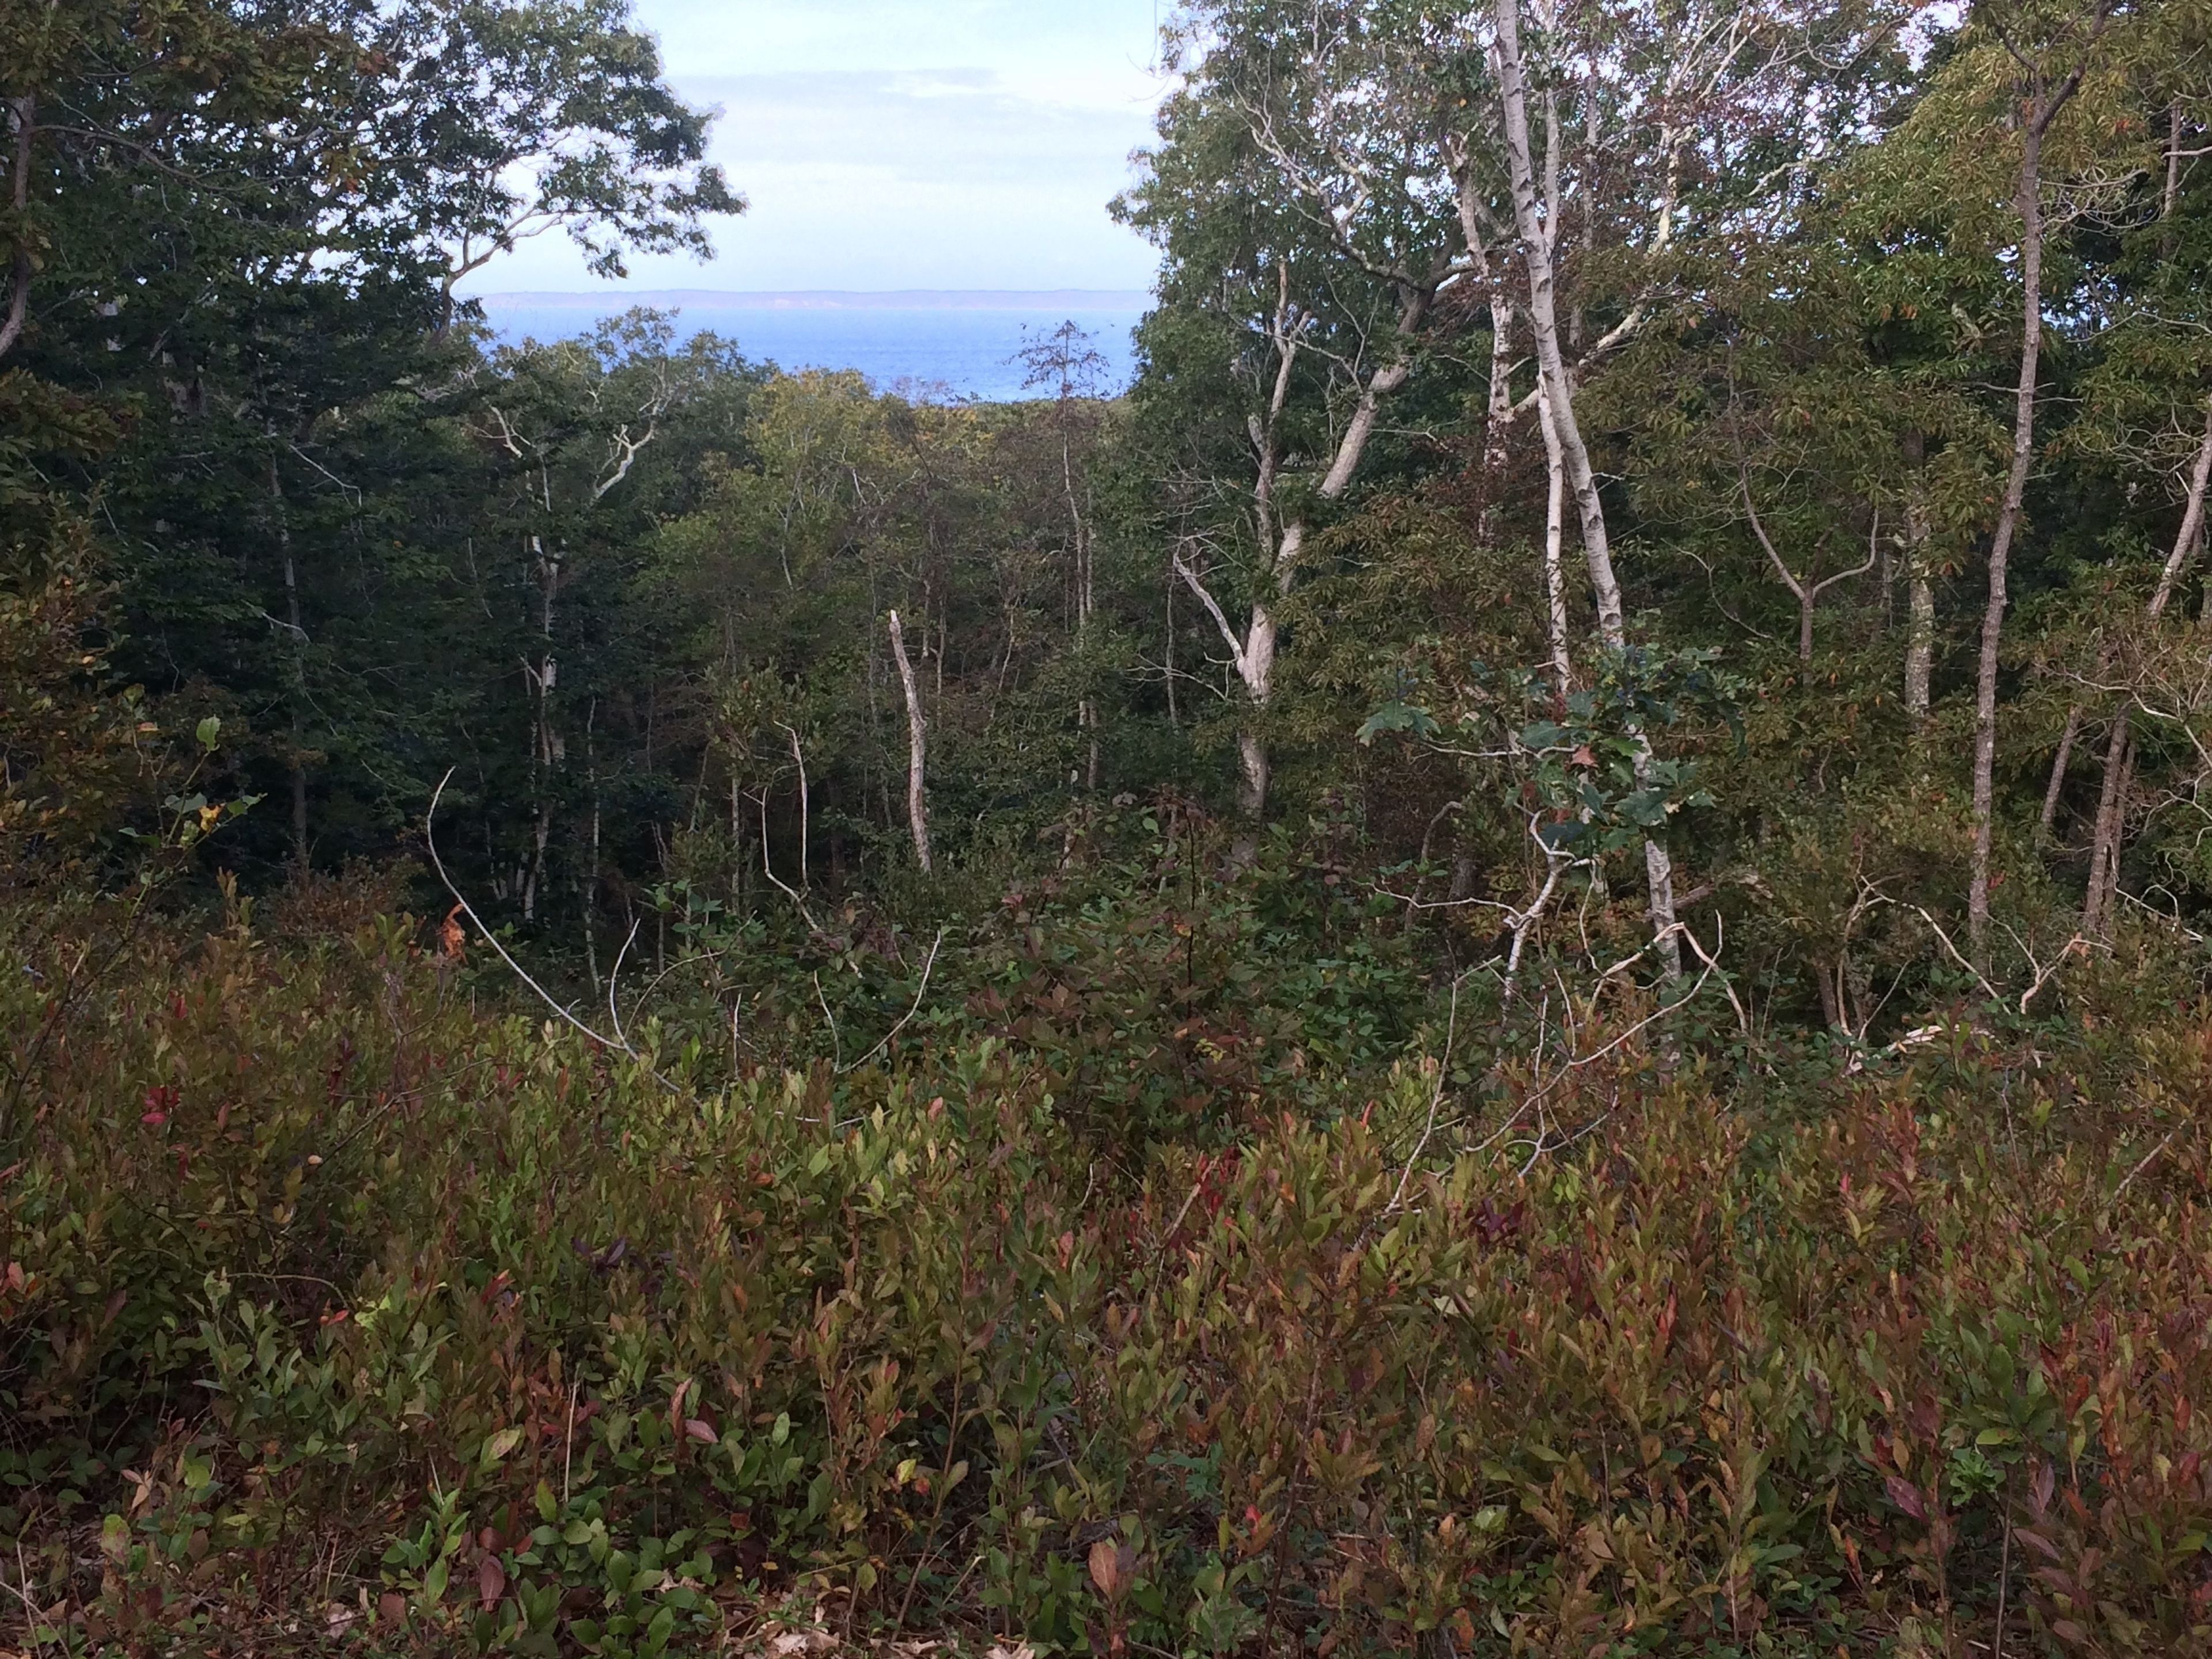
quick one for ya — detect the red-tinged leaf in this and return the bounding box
[477,1554,505,1609]
[2052,1620,2088,1644]
[1089,1539,1122,1599]
[2014,1525,2062,1561]
[683,1418,718,1444]
[1885,1475,1926,1521]
[140,1112,167,1125]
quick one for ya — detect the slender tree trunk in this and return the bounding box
[887,609,933,874]
[1904,565,1935,718]
[1449,146,1516,545]
[784,722,811,892]
[1236,730,1271,819]
[522,536,561,923]
[1814,957,1844,1032]
[1966,17,2112,963]
[1968,121,2052,969]
[0,96,33,364]
[1063,422,1102,791]
[2081,728,2132,938]
[2078,393,2212,933]
[1493,0,1680,978]
[1164,554,1179,728]
[2164,101,2184,236]
[1245,359,1409,810]
[269,453,309,864]
[1482,294,1516,547]
[1180,321,1419,820]
[738,778,756,911]
[2040,704,2081,836]
[1901,432,1934,722]
[1236,602,1278,816]
[1535,389,1573,694]
[584,699,601,995]
[2144,395,2212,621]
[1571,69,1596,352]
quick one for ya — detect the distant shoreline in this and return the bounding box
[469,289,1153,312]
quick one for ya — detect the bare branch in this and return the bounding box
[426,769,673,1088]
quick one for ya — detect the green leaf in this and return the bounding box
[1357,701,1440,745]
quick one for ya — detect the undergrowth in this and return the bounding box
[6,862,2212,1657]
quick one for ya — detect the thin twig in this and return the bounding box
[813,972,844,1070]
[607,916,641,1052]
[2111,1129,2179,1207]
[426,770,674,1090]
[839,929,946,1074]
[560,1379,578,1508]
[1390,975,1464,1211]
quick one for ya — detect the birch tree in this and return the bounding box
[1123,0,1465,816]
[1958,1,2118,966]
[1488,0,1690,974]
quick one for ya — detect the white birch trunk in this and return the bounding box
[1493,0,1681,978]
[2080,393,2212,935]
[1535,389,1573,694]
[887,609,933,874]
[1968,119,2054,965]
[1177,321,1419,820]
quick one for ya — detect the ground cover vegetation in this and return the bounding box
[7,0,2212,1652]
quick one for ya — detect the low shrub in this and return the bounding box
[6,878,2212,1654]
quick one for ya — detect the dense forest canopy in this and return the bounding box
[6,0,2211,1003]
[9,0,2212,1652]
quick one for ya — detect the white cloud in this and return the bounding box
[461,0,1173,294]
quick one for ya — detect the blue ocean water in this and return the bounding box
[479,302,1147,402]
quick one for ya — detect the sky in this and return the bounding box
[466,0,1173,297]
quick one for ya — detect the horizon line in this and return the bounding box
[470,287,1154,312]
